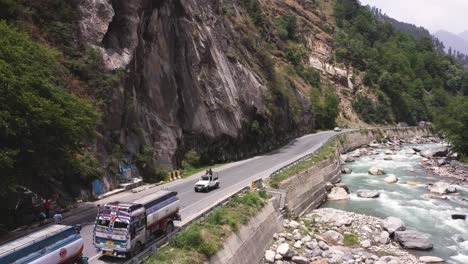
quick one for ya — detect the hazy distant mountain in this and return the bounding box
[458,30,468,43]
[434,30,468,54]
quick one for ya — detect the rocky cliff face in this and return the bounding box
[78,0,316,168]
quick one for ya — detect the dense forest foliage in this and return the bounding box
[334,0,468,123]
[369,6,468,66]
[0,21,101,197]
[334,0,468,158]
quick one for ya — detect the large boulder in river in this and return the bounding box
[394,230,433,250]
[357,190,380,198]
[427,181,457,194]
[383,217,406,235]
[340,155,355,163]
[335,183,350,193]
[327,187,350,201]
[420,146,448,158]
[368,167,386,175]
[384,175,399,183]
[341,167,352,174]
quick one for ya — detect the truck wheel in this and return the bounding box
[215,182,220,189]
[128,242,142,258]
[165,221,174,235]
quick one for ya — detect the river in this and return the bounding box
[323,143,468,264]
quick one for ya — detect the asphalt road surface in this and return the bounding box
[45,129,353,263]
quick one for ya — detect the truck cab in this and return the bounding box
[194,173,219,192]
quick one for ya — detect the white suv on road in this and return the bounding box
[194,173,219,192]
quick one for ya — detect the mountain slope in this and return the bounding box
[435,30,468,54]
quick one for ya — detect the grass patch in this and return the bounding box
[146,191,267,262]
[142,247,204,264]
[269,139,337,188]
[375,250,398,257]
[343,233,359,247]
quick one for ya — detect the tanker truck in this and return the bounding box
[93,190,181,258]
[0,224,86,264]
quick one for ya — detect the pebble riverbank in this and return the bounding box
[263,208,439,264]
[263,135,468,264]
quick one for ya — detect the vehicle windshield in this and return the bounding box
[97,219,110,227]
[113,221,128,229]
[201,176,210,181]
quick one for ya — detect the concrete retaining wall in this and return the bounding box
[277,127,431,216]
[209,199,283,264]
[278,154,341,215]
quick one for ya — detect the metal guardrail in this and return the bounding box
[124,186,251,264]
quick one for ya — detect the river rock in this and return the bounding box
[318,240,329,250]
[384,156,393,160]
[419,256,444,263]
[323,230,344,244]
[335,183,350,193]
[413,147,422,152]
[383,217,406,235]
[451,214,466,220]
[384,150,393,155]
[405,149,416,155]
[341,167,352,174]
[378,231,390,244]
[427,181,457,194]
[327,187,350,201]
[341,155,355,163]
[292,256,309,264]
[293,240,302,248]
[335,216,353,227]
[394,230,433,250]
[325,182,334,192]
[384,175,399,183]
[265,250,276,263]
[420,146,448,158]
[360,239,371,248]
[375,256,400,264]
[368,167,386,175]
[357,190,380,198]
[289,220,300,229]
[277,243,290,255]
[310,260,329,264]
[437,159,446,166]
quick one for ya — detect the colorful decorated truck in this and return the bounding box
[0,224,86,264]
[93,190,181,258]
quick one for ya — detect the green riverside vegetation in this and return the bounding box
[143,191,267,264]
[334,0,467,124]
[269,139,337,189]
[334,0,468,158]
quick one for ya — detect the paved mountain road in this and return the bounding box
[60,129,353,263]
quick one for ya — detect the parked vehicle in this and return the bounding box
[194,172,220,192]
[93,190,181,258]
[334,127,342,132]
[0,224,86,264]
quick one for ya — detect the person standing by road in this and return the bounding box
[43,199,52,219]
[53,209,62,224]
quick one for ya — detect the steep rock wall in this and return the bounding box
[79,0,315,167]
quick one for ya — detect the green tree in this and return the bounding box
[436,97,468,157]
[0,22,100,196]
